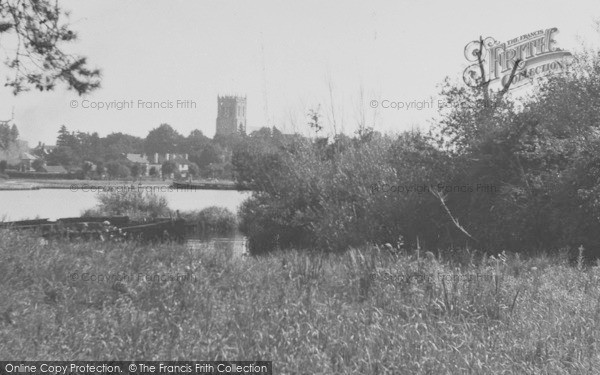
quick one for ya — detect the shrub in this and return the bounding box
[82,190,171,219]
[235,134,435,254]
[180,206,237,235]
[105,161,131,179]
[161,161,176,177]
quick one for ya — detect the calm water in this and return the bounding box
[0,189,251,221]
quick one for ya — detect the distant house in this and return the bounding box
[125,153,151,175]
[126,153,190,178]
[20,152,38,171]
[32,142,56,157]
[168,154,190,177]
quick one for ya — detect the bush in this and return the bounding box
[82,190,171,219]
[236,134,427,254]
[105,161,131,179]
[32,159,45,172]
[180,206,237,235]
[161,161,176,177]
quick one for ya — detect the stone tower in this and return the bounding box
[216,95,246,136]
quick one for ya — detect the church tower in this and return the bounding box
[216,95,246,136]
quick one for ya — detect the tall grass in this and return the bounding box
[1,229,599,373]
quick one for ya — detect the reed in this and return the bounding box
[1,230,599,373]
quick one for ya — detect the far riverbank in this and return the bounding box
[0,178,240,191]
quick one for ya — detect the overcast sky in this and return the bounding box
[1,0,599,145]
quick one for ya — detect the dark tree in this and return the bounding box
[144,124,183,154]
[103,132,144,159]
[95,161,105,177]
[130,163,141,178]
[161,160,176,178]
[0,0,100,94]
[56,125,75,147]
[106,161,129,179]
[0,121,18,150]
[32,158,45,172]
[47,145,78,167]
[181,129,210,154]
[9,124,18,140]
[188,162,199,178]
[193,143,224,169]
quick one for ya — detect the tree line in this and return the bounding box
[233,50,600,259]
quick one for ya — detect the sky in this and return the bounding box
[1,0,599,146]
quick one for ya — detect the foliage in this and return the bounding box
[95,161,105,177]
[191,143,225,169]
[187,162,199,178]
[46,146,78,167]
[234,49,600,258]
[161,161,176,177]
[0,122,18,151]
[130,164,141,178]
[81,190,170,219]
[181,129,210,156]
[105,161,130,179]
[426,49,600,254]
[42,123,235,180]
[237,134,386,253]
[31,158,45,172]
[102,133,144,160]
[180,206,237,235]
[0,0,100,95]
[144,124,183,155]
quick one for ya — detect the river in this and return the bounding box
[0,189,250,221]
[0,188,253,255]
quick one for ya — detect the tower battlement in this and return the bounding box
[216,95,246,136]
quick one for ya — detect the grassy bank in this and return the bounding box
[1,230,599,373]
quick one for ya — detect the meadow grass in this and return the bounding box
[1,230,599,374]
